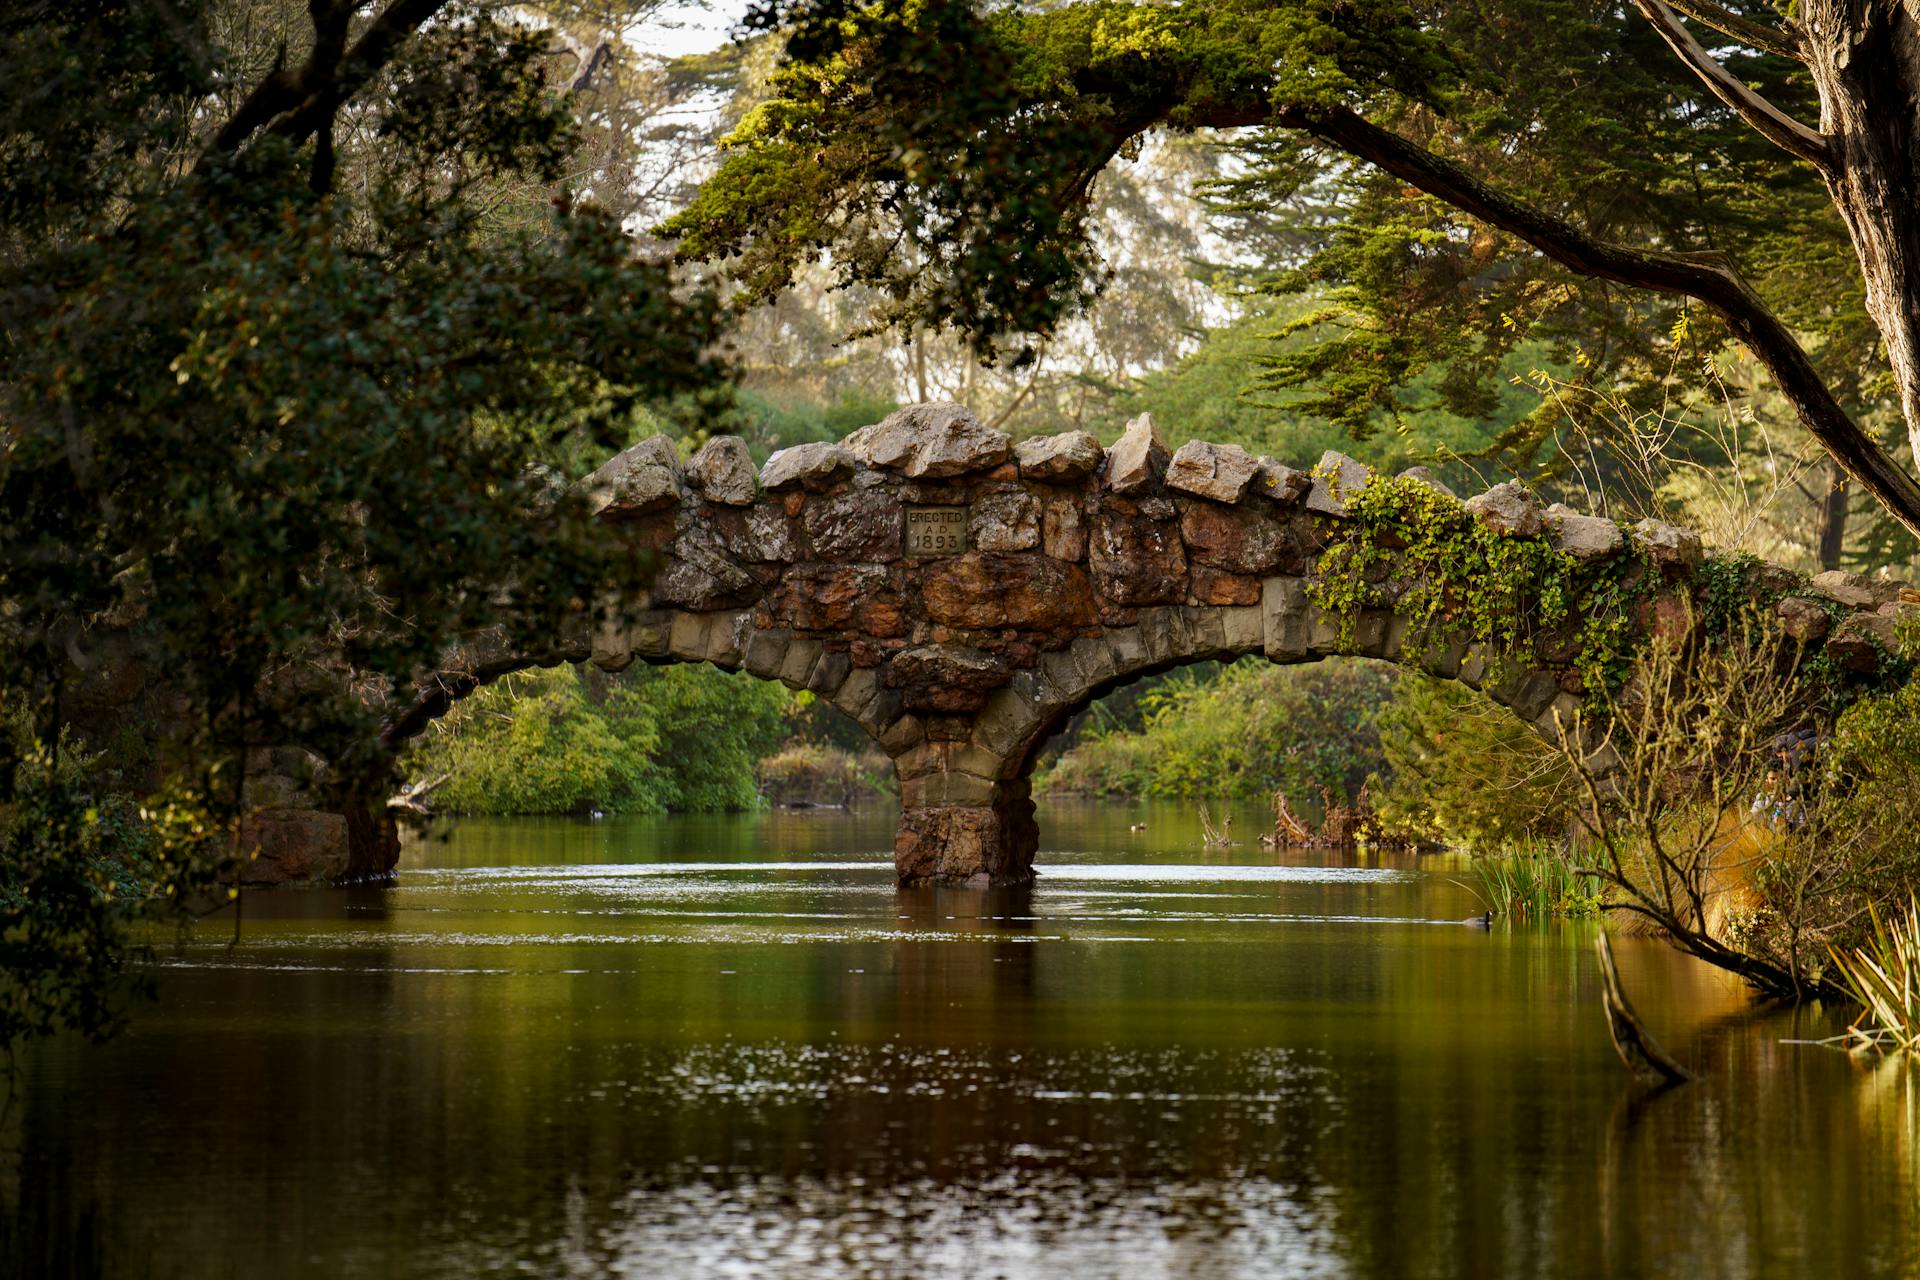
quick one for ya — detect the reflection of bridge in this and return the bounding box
[411,403,1907,886]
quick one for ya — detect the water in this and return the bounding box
[7,799,1918,1279]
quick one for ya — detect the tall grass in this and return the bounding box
[1829,897,1920,1053]
[1471,842,1601,919]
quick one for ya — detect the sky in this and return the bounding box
[627,0,746,60]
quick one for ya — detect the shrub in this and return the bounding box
[406,664,795,815]
[1039,657,1395,806]
[755,744,885,807]
[1375,676,1579,848]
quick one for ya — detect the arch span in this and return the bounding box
[401,403,1910,886]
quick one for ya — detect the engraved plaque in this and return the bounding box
[905,506,968,557]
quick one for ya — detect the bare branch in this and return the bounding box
[1630,0,1833,168]
[1662,0,1804,60]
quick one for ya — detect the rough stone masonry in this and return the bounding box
[421,402,1912,888]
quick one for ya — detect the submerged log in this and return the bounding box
[1595,931,1694,1090]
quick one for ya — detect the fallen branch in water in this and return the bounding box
[1596,930,1694,1089]
[389,772,452,816]
[1198,802,1236,848]
[1267,790,1313,845]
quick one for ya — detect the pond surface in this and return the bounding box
[7,799,1918,1279]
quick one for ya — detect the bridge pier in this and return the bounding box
[894,778,1038,887]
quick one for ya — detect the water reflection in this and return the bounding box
[5,802,1919,1279]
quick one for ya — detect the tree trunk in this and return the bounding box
[1803,0,1920,469]
[1817,460,1850,569]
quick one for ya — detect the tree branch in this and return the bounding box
[266,0,450,145]
[1661,0,1804,60]
[1630,0,1833,168]
[1238,103,1920,542]
[211,0,451,155]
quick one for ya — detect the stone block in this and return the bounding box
[877,714,926,755]
[842,402,1010,478]
[832,666,882,719]
[1827,611,1896,672]
[969,489,1040,551]
[1042,492,1088,561]
[1089,502,1187,605]
[238,809,351,885]
[742,629,790,679]
[1255,457,1312,504]
[1544,503,1624,561]
[899,769,998,809]
[778,636,823,688]
[1185,605,1230,655]
[893,741,942,780]
[972,691,1034,758]
[1179,500,1299,575]
[947,742,1006,780]
[1810,569,1901,609]
[578,434,683,519]
[1104,412,1169,495]
[1015,430,1103,482]
[1166,440,1260,503]
[1221,605,1263,653]
[1190,565,1263,605]
[1397,465,1457,499]
[1261,576,1310,661]
[922,552,1098,629]
[1463,481,1544,537]
[667,611,712,661]
[803,488,904,561]
[590,614,634,673]
[1105,626,1147,670]
[761,441,854,492]
[1305,451,1370,516]
[1633,518,1704,570]
[806,648,851,695]
[631,616,670,658]
[1774,595,1831,643]
[686,435,758,506]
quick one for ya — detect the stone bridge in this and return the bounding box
[412,403,1911,887]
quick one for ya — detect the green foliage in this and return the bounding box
[1039,658,1395,805]
[733,387,898,460]
[1827,897,1920,1053]
[0,703,222,1052]
[1469,842,1600,920]
[1374,676,1577,848]
[1,4,726,1046]
[408,665,795,816]
[672,0,1867,473]
[1307,473,1647,701]
[1095,303,1553,478]
[666,0,1461,361]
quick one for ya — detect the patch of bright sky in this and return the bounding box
[626,0,746,60]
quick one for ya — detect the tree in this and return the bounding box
[663,0,1920,540]
[0,1,722,1045]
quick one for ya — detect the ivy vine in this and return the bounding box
[1306,474,1651,703]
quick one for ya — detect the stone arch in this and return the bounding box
[886,591,1590,887]
[382,401,1908,889]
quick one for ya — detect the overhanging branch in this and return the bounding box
[1242,103,1920,541]
[1663,0,1804,60]
[1631,0,1833,168]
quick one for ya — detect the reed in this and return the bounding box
[1471,842,1601,919]
[1829,897,1920,1053]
